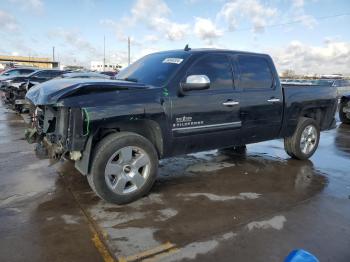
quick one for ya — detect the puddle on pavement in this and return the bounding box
[56,150,328,257]
[334,124,350,158]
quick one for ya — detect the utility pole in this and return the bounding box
[52,46,55,61]
[128,37,131,65]
[103,35,106,72]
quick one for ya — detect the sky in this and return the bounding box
[0,0,349,75]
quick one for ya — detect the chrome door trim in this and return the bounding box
[172,121,241,131]
[267,98,281,102]
[222,101,240,106]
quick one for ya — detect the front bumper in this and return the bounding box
[26,105,88,161]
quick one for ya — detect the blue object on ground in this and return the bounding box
[284,249,319,262]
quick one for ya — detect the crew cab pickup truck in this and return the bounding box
[25,48,337,204]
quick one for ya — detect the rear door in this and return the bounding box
[170,53,242,154]
[235,54,283,143]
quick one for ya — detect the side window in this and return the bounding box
[7,70,21,76]
[19,69,34,75]
[238,55,273,90]
[35,71,52,78]
[186,54,233,90]
[50,71,63,77]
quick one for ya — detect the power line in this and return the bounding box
[234,12,350,32]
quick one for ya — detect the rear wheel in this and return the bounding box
[88,132,158,204]
[284,117,320,160]
[339,101,350,124]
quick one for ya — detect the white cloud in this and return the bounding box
[292,0,304,8]
[288,0,317,29]
[120,0,190,41]
[219,0,277,33]
[46,28,102,65]
[143,34,159,42]
[151,17,190,41]
[8,0,43,12]
[131,0,170,22]
[0,10,19,31]
[48,28,98,54]
[270,39,350,75]
[194,17,223,44]
[295,14,317,29]
[100,19,128,42]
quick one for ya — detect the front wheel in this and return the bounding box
[88,132,158,204]
[284,117,320,160]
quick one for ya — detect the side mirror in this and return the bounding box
[180,75,210,94]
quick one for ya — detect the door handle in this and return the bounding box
[223,101,239,106]
[267,98,280,102]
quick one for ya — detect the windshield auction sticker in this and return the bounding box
[162,58,184,64]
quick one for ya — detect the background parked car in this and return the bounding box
[58,71,112,79]
[2,69,66,112]
[0,68,39,90]
[0,67,38,80]
[100,71,119,78]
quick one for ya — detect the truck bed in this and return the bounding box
[280,84,337,137]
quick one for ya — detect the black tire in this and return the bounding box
[88,132,158,204]
[284,117,320,160]
[339,101,350,124]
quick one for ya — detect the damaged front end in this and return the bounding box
[25,105,89,161]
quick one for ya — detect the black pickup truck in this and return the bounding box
[25,48,337,204]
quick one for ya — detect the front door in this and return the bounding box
[170,53,242,154]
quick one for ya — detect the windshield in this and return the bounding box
[116,51,190,87]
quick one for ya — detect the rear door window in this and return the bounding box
[238,55,273,90]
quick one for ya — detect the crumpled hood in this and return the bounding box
[25,78,150,105]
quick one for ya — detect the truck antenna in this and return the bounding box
[184,44,191,51]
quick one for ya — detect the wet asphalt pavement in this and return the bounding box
[0,97,349,262]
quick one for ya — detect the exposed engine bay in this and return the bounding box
[25,105,87,160]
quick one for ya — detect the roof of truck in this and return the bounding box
[154,48,269,57]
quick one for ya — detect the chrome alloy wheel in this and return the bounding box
[104,146,151,195]
[300,125,318,155]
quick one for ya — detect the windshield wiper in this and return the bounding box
[116,77,138,82]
